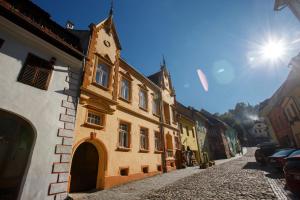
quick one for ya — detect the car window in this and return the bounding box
[272,149,295,156]
[289,150,300,157]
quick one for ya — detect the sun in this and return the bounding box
[260,39,286,62]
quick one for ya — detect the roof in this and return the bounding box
[274,0,288,10]
[147,71,161,87]
[0,0,83,59]
[200,109,227,127]
[175,101,194,122]
[69,29,90,54]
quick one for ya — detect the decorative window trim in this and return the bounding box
[139,127,149,152]
[116,120,132,151]
[154,131,163,153]
[139,88,148,111]
[83,110,105,130]
[92,54,113,90]
[118,75,132,103]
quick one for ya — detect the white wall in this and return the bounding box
[0,16,81,200]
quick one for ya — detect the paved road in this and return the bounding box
[70,148,299,200]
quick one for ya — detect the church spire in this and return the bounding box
[109,0,114,17]
[160,54,167,69]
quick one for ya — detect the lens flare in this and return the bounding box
[197,69,208,92]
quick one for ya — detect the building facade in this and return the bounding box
[201,110,231,160]
[0,1,83,200]
[176,102,201,166]
[69,12,179,192]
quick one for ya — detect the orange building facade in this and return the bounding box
[69,13,179,192]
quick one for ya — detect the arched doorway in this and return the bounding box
[70,142,99,192]
[0,110,35,200]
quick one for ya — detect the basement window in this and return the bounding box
[157,165,162,172]
[120,168,129,176]
[142,166,149,174]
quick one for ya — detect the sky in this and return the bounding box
[33,0,300,114]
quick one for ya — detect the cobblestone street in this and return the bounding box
[70,148,299,200]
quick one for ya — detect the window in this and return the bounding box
[142,166,149,173]
[152,98,160,115]
[157,165,162,171]
[139,89,148,110]
[179,123,183,134]
[120,168,129,176]
[186,126,189,136]
[175,136,180,149]
[18,53,53,90]
[119,122,130,148]
[192,128,195,138]
[87,112,102,125]
[154,132,162,151]
[120,78,130,101]
[95,63,109,87]
[291,103,298,118]
[172,109,176,123]
[286,108,293,121]
[140,128,149,150]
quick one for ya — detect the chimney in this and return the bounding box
[66,20,74,30]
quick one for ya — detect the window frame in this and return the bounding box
[117,121,131,151]
[84,110,105,130]
[18,53,54,90]
[139,88,148,111]
[93,55,113,90]
[152,97,160,116]
[154,131,163,152]
[139,127,149,152]
[119,75,132,103]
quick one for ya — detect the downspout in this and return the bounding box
[159,89,167,173]
[192,110,202,168]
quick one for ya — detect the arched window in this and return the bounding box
[95,63,109,88]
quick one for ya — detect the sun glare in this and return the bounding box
[260,39,286,62]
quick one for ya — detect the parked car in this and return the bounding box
[283,149,300,196]
[268,149,296,170]
[255,142,279,165]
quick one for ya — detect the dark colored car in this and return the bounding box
[268,149,296,169]
[283,149,300,196]
[255,142,279,165]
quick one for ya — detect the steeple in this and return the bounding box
[109,0,114,17]
[105,0,114,34]
[160,54,166,69]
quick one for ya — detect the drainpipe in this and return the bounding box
[191,110,203,169]
[159,90,167,173]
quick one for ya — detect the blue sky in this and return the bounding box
[33,0,300,114]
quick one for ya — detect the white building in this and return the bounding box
[0,1,83,200]
[252,119,270,139]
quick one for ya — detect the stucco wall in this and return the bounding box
[0,17,81,200]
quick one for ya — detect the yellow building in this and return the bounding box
[69,11,179,192]
[176,102,201,165]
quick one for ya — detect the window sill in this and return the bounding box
[119,97,131,104]
[139,149,150,153]
[153,113,160,118]
[92,82,110,91]
[83,122,104,130]
[139,107,148,112]
[116,146,131,152]
[154,150,164,154]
